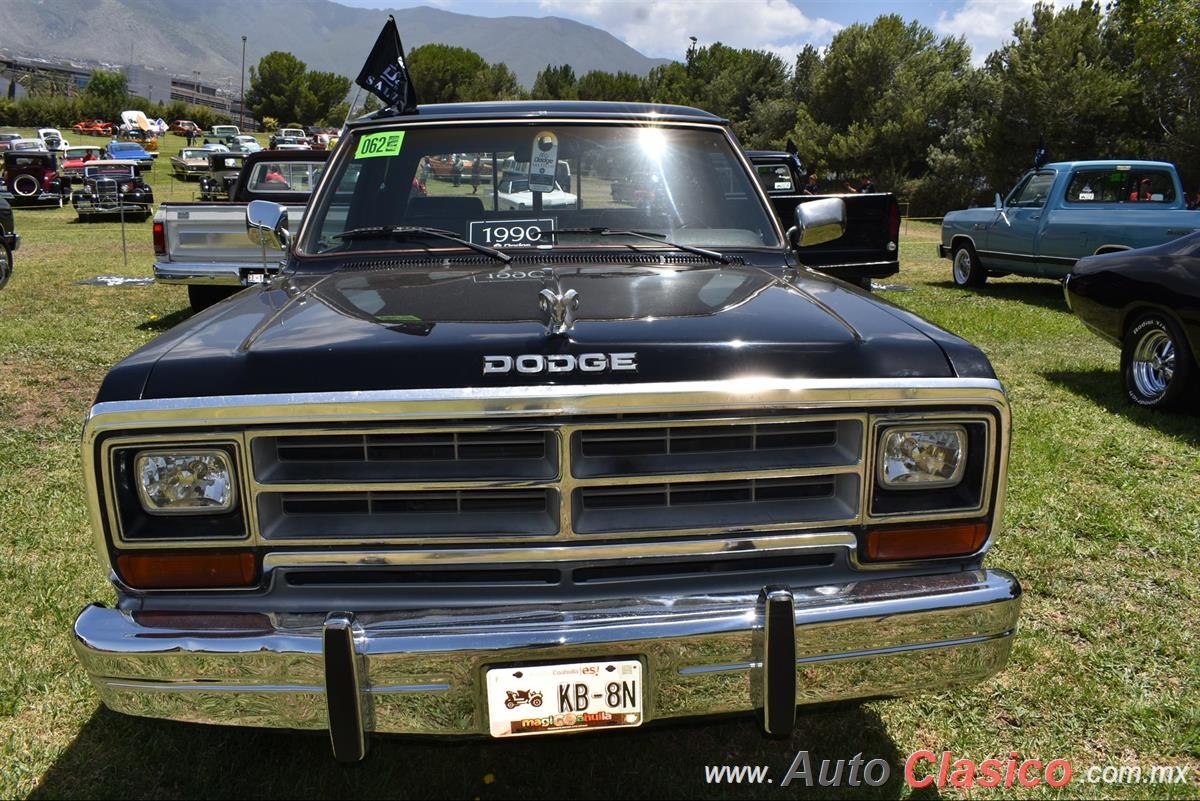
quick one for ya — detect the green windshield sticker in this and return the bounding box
[355,131,405,159]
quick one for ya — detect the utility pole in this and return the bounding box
[240,35,247,131]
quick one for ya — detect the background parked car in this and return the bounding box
[61,146,103,178]
[37,128,69,153]
[71,160,154,222]
[0,150,68,205]
[198,152,246,201]
[269,128,307,148]
[9,139,47,153]
[941,159,1200,287]
[171,120,200,136]
[105,140,155,169]
[0,132,22,151]
[204,124,242,147]
[230,135,262,154]
[72,120,112,137]
[170,148,212,179]
[1065,231,1200,410]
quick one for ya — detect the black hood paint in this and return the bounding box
[98,263,993,402]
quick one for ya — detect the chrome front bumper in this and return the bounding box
[74,568,1020,760]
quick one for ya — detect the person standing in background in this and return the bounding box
[470,156,481,195]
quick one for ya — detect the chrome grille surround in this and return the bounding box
[84,378,1009,578]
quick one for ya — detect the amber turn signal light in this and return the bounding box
[863,522,989,562]
[116,551,258,589]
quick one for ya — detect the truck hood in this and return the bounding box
[100,262,992,401]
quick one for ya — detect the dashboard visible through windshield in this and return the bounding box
[302,122,781,255]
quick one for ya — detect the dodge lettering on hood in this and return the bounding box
[74,101,1020,760]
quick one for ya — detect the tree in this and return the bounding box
[1105,0,1200,188]
[462,62,525,102]
[246,51,308,124]
[531,64,577,99]
[574,70,646,102]
[407,44,489,104]
[981,1,1136,189]
[298,70,351,124]
[84,71,128,106]
[790,16,977,190]
[247,53,351,126]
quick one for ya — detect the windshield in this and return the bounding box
[247,161,324,192]
[180,149,208,159]
[303,123,780,255]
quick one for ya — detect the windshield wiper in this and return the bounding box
[330,225,512,263]
[548,227,732,264]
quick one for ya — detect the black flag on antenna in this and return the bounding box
[355,16,419,112]
[785,137,804,173]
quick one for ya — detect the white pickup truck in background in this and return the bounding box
[152,150,329,311]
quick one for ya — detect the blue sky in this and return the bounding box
[336,0,1068,65]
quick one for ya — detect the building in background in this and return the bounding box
[1,53,246,126]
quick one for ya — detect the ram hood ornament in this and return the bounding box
[538,285,579,336]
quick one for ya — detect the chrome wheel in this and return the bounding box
[952,249,971,284]
[1131,329,1175,401]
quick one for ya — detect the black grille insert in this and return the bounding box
[573,474,859,535]
[261,488,558,539]
[573,420,860,477]
[253,430,556,482]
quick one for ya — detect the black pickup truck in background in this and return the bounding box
[747,151,900,288]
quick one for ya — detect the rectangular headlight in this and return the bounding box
[135,449,237,515]
[877,425,966,489]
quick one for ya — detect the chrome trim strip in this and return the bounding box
[261,531,857,570]
[250,464,860,494]
[976,249,1076,266]
[86,378,1008,426]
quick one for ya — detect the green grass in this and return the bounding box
[1,138,1198,797]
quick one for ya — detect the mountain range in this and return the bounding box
[0,0,671,88]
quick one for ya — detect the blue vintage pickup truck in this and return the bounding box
[940,160,1200,286]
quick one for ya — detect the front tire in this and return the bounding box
[188,284,238,313]
[1121,313,1194,410]
[951,244,987,287]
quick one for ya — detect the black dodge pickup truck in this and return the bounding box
[73,101,1019,761]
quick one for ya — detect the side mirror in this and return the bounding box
[791,197,846,248]
[246,199,290,250]
[994,192,1004,211]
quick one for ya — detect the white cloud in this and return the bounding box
[538,0,841,63]
[935,0,1078,65]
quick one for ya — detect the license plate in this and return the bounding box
[485,659,643,738]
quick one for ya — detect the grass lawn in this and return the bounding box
[1,133,1198,798]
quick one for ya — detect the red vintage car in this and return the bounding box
[72,120,113,137]
[171,120,200,135]
[62,146,103,178]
